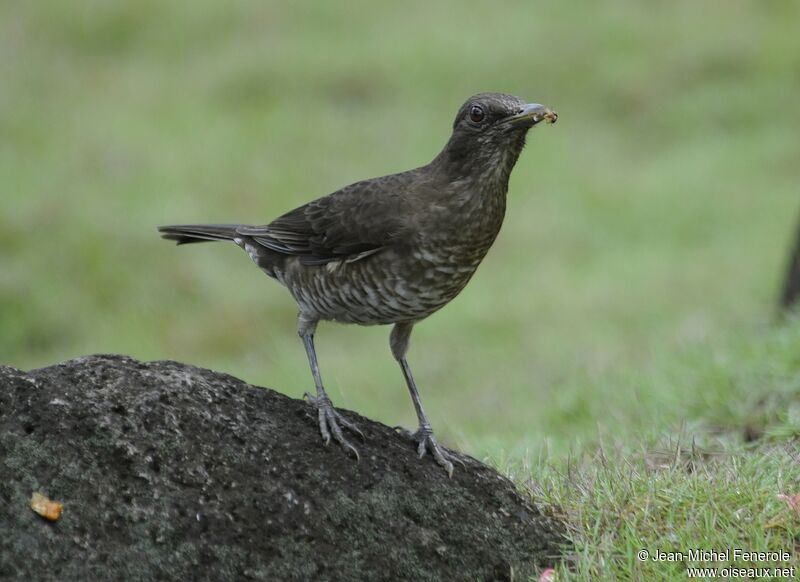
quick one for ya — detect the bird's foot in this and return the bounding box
[304,392,365,460]
[395,425,465,478]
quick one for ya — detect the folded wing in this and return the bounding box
[239,175,410,266]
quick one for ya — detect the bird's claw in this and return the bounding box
[305,392,364,460]
[394,425,465,477]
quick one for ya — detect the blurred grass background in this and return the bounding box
[2,0,799,464]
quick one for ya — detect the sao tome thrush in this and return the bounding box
[158,93,557,476]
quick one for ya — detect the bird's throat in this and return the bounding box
[433,130,527,191]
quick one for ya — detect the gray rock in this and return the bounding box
[0,355,566,581]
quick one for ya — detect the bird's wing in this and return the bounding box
[237,173,412,266]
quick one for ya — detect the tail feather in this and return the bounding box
[158,224,242,245]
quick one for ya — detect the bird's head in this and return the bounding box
[436,93,557,185]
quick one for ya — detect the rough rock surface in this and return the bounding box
[0,355,566,581]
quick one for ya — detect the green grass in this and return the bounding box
[520,321,800,579]
[2,1,800,579]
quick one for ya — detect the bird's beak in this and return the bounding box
[502,103,558,127]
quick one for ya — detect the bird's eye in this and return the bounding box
[469,105,485,123]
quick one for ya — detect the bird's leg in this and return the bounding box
[390,323,463,477]
[299,315,363,459]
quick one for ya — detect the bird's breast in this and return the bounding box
[280,187,508,325]
[418,184,508,264]
[282,244,485,326]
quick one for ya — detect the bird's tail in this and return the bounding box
[157,224,242,245]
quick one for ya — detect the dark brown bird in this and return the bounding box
[158,93,557,476]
